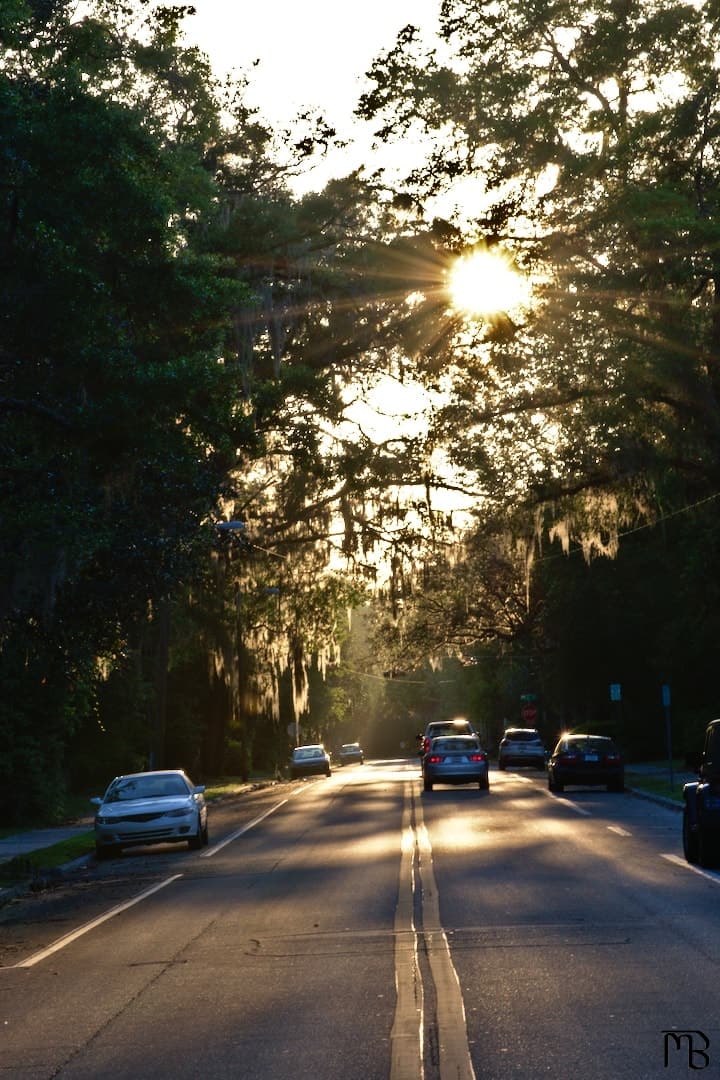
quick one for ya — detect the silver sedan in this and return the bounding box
[91,769,208,859]
[422,735,490,792]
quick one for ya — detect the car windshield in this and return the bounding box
[432,738,480,753]
[106,775,189,802]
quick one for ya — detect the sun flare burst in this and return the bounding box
[448,250,528,317]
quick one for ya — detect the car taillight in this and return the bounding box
[423,738,431,753]
[427,754,442,764]
[470,753,486,762]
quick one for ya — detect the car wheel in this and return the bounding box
[698,827,719,869]
[188,820,204,850]
[479,776,490,791]
[683,808,699,864]
[498,762,506,771]
[95,844,119,860]
[202,820,209,846]
[325,768,331,777]
[423,778,433,791]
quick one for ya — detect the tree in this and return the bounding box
[358,1,720,542]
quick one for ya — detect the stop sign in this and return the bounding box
[521,704,538,723]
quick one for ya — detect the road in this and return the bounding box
[0,759,717,1079]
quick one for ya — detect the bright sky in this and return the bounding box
[183,1,440,131]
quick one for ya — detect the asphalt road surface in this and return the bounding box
[0,760,717,1079]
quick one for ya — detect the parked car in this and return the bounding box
[419,718,477,759]
[498,727,547,770]
[683,718,720,867]
[290,744,332,779]
[547,734,624,793]
[422,734,490,791]
[91,769,208,859]
[338,742,364,765]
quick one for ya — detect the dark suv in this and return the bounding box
[683,719,720,867]
[418,719,477,759]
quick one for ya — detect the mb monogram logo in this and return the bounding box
[663,1031,711,1070]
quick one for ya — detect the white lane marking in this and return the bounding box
[201,791,300,857]
[16,876,183,968]
[662,853,720,882]
[608,825,632,836]
[390,792,424,1080]
[543,791,592,815]
[414,794,477,1080]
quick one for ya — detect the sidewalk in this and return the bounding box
[0,821,93,867]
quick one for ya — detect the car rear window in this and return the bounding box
[294,748,323,759]
[567,737,616,752]
[432,737,480,752]
[427,724,473,737]
[504,730,541,742]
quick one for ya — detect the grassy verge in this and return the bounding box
[625,766,690,803]
[0,833,97,887]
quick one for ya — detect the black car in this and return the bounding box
[419,719,476,758]
[547,734,624,793]
[683,718,720,867]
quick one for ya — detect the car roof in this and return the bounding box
[111,769,187,781]
[426,720,473,731]
[431,734,480,744]
[563,734,615,744]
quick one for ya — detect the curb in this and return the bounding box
[627,785,684,812]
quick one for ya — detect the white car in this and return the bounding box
[91,769,208,859]
[498,728,547,770]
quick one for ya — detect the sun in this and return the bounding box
[448,250,528,317]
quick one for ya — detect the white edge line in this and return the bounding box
[15,875,183,968]
[201,790,300,857]
[662,853,720,881]
[607,825,632,836]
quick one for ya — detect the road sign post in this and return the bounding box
[662,683,674,790]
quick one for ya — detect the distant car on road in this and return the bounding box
[420,719,477,759]
[338,742,364,765]
[547,734,624,793]
[290,744,332,779]
[91,769,208,860]
[422,734,490,792]
[683,718,720,867]
[498,727,547,770]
